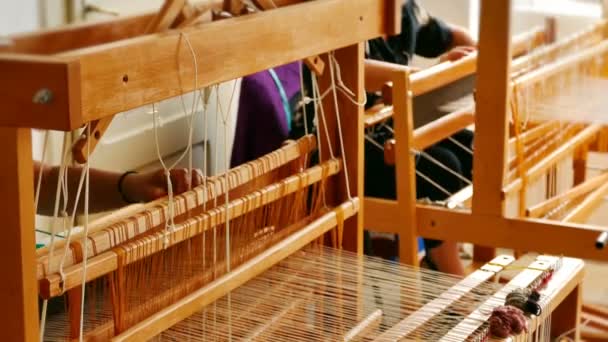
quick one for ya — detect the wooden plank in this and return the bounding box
[1,13,154,54]
[112,199,359,342]
[471,0,512,262]
[417,205,608,262]
[471,0,511,218]
[527,172,608,218]
[1,0,224,55]
[563,181,608,223]
[59,0,390,124]
[392,69,418,266]
[412,108,474,150]
[0,127,38,342]
[0,55,80,130]
[145,0,187,33]
[363,197,400,234]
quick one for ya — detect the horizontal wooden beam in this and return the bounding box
[0,0,394,130]
[417,205,608,261]
[1,0,223,55]
[0,55,80,130]
[70,0,391,126]
[363,197,400,234]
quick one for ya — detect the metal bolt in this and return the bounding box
[33,88,53,104]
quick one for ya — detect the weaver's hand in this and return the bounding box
[439,46,476,63]
[122,168,204,203]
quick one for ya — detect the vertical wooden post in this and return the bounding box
[392,70,419,267]
[317,43,365,254]
[0,127,38,342]
[551,285,582,340]
[472,0,512,262]
[544,17,557,44]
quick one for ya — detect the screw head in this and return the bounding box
[33,88,53,104]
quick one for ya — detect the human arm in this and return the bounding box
[34,162,202,216]
[408,1,476,61]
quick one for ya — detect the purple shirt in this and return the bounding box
[230,62,301,167]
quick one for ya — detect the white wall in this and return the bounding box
[0,0,39,35]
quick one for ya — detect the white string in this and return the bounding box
[34,131,49,213]
[327,51,353,199]
[416,170,453,198]
[414,149,473,186]
[152,32,200,245]
[298,61,310,136]
[329,53,367,108]
[39,132,71,342]
[78,125,91,341]
[216,75,239,342]
[447,136,473,155]
[57,163,87,291]
[311,70,335,160]
[365,135,385,151]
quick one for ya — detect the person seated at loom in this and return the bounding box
[230,1,475,275]
[34,163,203,215]
[364,0,475,275]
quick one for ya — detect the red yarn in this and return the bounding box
[489,306,528,338]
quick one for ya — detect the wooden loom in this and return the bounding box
[0,0,590,341]
[363,1,608,339]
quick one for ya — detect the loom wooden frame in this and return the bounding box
[0,0,402,339]
[363,25,554,265]
[364,2,608,337]
[365,9,608,263]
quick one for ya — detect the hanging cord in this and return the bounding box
[327,51,353,199]
[153,32,200,247]
[329,52,367,108]
[298,61,310,136]
[78,125,92,341]
[39,132,71,341]
[34,131,49,213]
[217,73,239,342]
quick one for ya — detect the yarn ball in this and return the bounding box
[489,306,528,338]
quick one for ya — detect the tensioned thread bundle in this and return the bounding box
[151,247,553,342]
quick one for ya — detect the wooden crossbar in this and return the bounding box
[37,135,316,279]
[0,0,394,130]
[40,159,341,298]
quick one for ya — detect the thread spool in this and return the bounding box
[505,288,542,316]
[489,306,528,338]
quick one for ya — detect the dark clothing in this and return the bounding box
[367,0,453,64]
[363,1,473,258]
[230,62,302,167]
[230,1,468,263]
